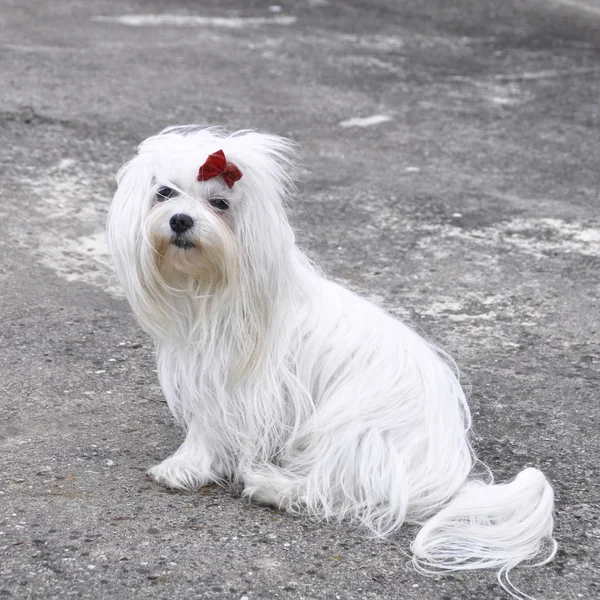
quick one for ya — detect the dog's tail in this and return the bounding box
[411,466,557,599]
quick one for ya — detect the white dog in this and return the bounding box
[107,126,556,597]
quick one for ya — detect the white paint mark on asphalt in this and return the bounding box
[58,158,77,170]
[339,55,401,74]
[420,218,600,258]
[481,82,529,107]
[547,0,600,18]
[490,96,514,105]
[493,67,600,82]
[92,14,296,28]
[339,115,393,128]
[414,291,543,344]
[20,160,122,296]
[40,230,122,297]
[405,167,420,173]
[325,32,405,52]
[447,67,600,85]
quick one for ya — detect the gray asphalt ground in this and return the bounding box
[1,1,599,599]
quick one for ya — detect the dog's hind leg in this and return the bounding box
[242,463,308,511]
[241,428,417,534]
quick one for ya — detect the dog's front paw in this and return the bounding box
[147,456,212,490]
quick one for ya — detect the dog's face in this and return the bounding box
[107,127,297,320]
[143,143,240,282]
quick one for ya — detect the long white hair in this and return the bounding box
[107,126,556,599]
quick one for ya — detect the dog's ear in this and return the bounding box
[107,158,152,265]
[106,154,159,312]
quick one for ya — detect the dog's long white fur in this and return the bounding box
[107,126,556,598]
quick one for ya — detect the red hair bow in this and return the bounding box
[197,149,242,188]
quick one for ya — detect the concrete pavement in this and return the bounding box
[1,1,599,598]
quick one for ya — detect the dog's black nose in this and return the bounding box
[170,213,194,234]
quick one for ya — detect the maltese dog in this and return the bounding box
[107,125,556,597]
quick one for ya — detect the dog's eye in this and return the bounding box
[209,197,230,211]
[156,186,178,201]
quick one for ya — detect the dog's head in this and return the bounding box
[107,126,298,335]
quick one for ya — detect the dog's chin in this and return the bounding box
[158,238,227,284]
[161,242,203,276]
